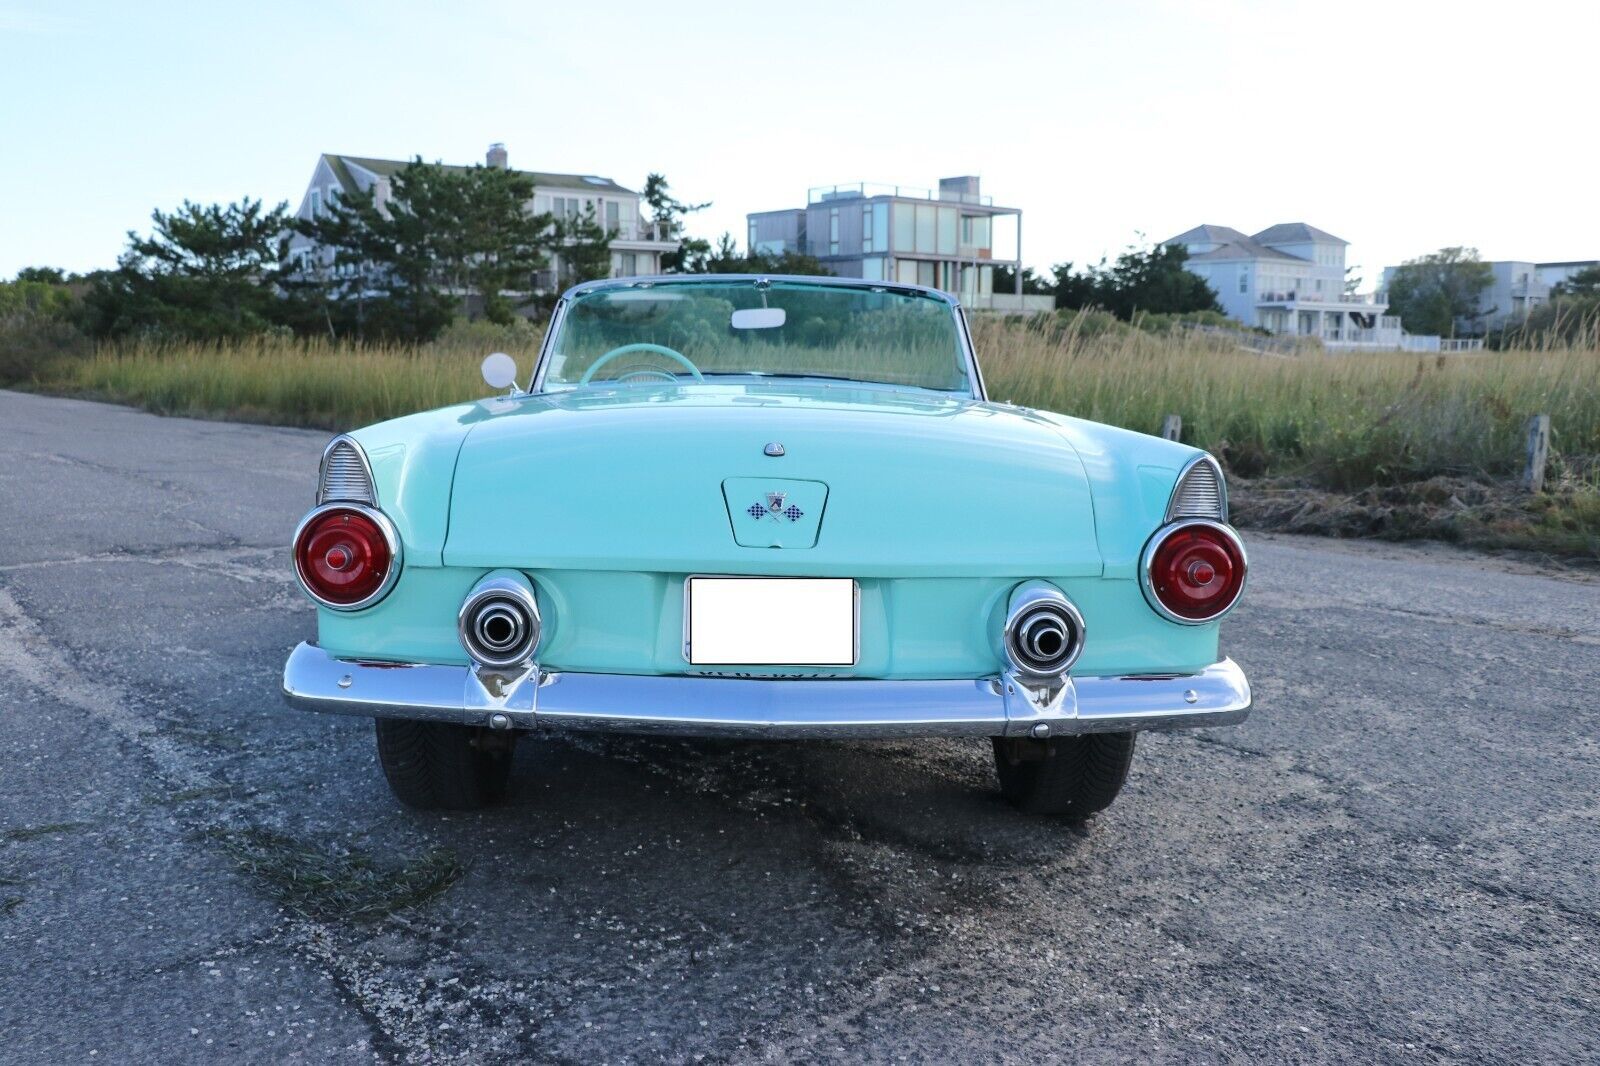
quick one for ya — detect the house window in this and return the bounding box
[309,189,321,217]
[748,222,758,252]
[959,215,990,251]
[605,201,620,231]
[829,208,839,255]
[1238,268,1248,294]
[860,202,888,254]
[936,208,956,255]
[914,205,935,253]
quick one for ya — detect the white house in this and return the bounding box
[1167,223,1403,349]
[287,143,678,293]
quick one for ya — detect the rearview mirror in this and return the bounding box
[730,307,786,330]
[481,352,519,391]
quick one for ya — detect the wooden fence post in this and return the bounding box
[1160,414,1182,442]
[1522,414,1551,493]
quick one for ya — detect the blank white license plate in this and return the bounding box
[685,577,857,666]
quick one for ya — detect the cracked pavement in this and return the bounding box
[1,389,1597,1063]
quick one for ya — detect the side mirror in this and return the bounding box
[481,352,519,392]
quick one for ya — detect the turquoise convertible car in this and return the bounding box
[283,276,1250,818]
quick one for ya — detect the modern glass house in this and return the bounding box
[747,177,1039,308]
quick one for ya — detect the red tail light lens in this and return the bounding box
[1143,521,1246,623]
[293,505,398,610]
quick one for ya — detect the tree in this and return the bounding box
[295,159,557,340]
[1383,247,1494,337]
[13,266,71,285]
[643,173,711,272]
[0,272,78,319]
[452,164,560,323]
[1553,263,1600,298]
[1050,262,1097,311]
[83,198,293,339]
[1051,244,1220,319]
[554,203,614,288]
[991,264,1053,295]
[688,232,830,276]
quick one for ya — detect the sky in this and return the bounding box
[3,0,1597,287]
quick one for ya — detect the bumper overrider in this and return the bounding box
[281,642,1251,739]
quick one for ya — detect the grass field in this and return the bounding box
[20,313,1600,561]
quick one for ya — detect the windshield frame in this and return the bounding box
[528,275,988,401]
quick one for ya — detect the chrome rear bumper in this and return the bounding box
[282,643,1251,739]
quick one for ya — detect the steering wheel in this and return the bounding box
[579,343,703,385]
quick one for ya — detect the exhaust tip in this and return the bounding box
[459,575,540,668]
[1004,587,1085,678]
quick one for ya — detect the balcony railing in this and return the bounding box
[1257,290,1385,306]
[808,182,996,207]
[607,220,675,243]
[546,219,674,243]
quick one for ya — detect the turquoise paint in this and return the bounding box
[319,567,1217,678]
[348,401,483,566]
[443,384,1102,577]
[317,380,1227,680]
[1030,411,1202,578]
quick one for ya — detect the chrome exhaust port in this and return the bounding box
[1003,583,1086,678]
[458,572,541,668]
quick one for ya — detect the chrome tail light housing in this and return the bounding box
[1167,454,1227,522]
[318,435,377,506]
[1141,519,1247,624]
[292,503,402,611]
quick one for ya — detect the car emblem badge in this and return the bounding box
[746,491,804,523]
[763,442,785,457]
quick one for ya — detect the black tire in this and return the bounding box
[373,718,516,811]
[992,731,1137,818]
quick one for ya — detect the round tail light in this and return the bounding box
[1142,521,1247,623]
[293,504,400,611]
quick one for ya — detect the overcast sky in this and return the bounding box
[3,0,1595,286]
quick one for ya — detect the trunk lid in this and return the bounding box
[442,384,1101,577]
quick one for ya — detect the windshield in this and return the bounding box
[539,279,972,394]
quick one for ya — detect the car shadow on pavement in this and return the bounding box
[506,732,1095,869]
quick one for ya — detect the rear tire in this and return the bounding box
[992,731,1137,818]
[374,719,516,811]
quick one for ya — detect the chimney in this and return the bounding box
[486,142,508,169]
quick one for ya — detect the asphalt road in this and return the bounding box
[1,389,1597,1064]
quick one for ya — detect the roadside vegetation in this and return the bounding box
[975,313,1600,563]
[6,308,1594,564]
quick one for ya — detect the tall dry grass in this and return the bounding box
[973,314,1600,490]
[30,316,1600,495]
[43,335,493,431]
